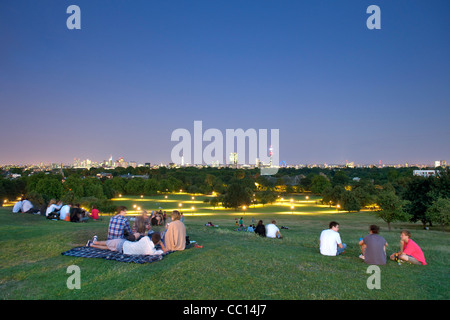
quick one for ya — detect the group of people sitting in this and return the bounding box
[319,221,427,265]
[234,218,284,239]
[12,198,99,222]
[86,206,188,256]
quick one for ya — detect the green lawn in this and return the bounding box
[0,194,448,300]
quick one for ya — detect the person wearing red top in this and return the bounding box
[390,230,427,265]
[91,205,99,220]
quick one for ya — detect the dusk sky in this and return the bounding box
[1,0,449,166]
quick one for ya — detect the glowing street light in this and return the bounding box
[291,205,294,214]
[178,203,182,207]
[306,196,309,200]
[242,205,247,214]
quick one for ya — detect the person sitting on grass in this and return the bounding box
[21,197,37,214]
[88,232,167,255]
[319,221,346,256]
[266,220,282,239]
[59,203,72,221]
[389,230,427,265]
[46,199,63,219]
[359,225,388,265]
[91,205,99,220]
[162,210,186,251]
[132,213,150,240]
[254,220,266,237]
[12,200,23,213]
[107,206,140,241]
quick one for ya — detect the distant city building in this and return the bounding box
[229,152,238,167]
[435,160,447,168]
[413,170,436,178]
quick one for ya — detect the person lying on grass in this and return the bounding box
[87,232,167,255]
[389,229,427,265]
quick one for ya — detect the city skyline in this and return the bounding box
[1,1,449,166]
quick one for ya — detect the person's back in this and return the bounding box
[22,200,34,213]
[59,205,69,221]
[254,221,266,237]
[70,206,82,222]
[363,233,387,265]
[12,201,23,213]
[91,207,99,220]
[320,229,341,256]
[266,223,280,238]
[164,212,186,251]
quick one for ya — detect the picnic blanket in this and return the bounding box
[61,246,171,264]
[61,242,194,264]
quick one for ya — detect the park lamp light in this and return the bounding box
[291,205,294,214]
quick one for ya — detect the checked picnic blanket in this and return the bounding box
[61,246,171,264]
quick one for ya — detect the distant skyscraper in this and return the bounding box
[229,152,238,167]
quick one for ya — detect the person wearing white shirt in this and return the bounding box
[59,204,72,221]
[21,199,34,213]
[122,233,166,255]
[320,221,346,256]
[266,220,282,239]
[46,200,63,217]
[12,200,23,213]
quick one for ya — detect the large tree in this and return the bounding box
[374,190,409,231]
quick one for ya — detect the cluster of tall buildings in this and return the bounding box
[72,156,139,169]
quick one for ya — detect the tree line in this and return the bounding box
[0,166,448,230]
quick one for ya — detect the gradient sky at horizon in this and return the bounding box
[1,0,449,166]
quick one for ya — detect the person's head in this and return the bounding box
[171,210,181,221]
[258,220,263,226]
[92,205,97,209]
[400,229,411,242]
[134,215,147,233]
[151,232,161,245]
[329,221,340,231]
[369,225,380,234]
[271,220,276,225]
[48,199,56,206]
[116,206,127,216]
